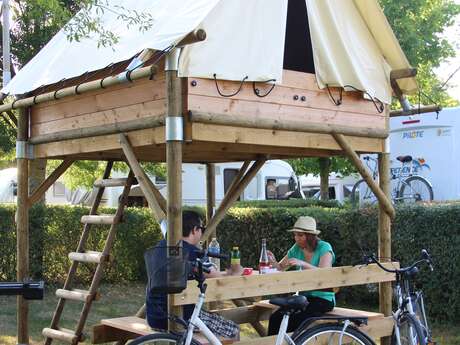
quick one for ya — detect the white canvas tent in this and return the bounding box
[2,0,416,104]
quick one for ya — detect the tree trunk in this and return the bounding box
[319,158,330,200]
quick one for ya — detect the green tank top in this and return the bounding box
[287,240,336,304]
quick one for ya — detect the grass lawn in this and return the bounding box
[1,283,458,344]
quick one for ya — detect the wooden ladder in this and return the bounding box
[43,161,136,345]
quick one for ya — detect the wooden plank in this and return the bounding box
[188,95,386,132]
[188,73,381,116]
[172,263,398,306]
[33,127,165,158]
[31,99,165,137]
[191,123,384,153]
[92,323,139,344]
[31,77,165,124]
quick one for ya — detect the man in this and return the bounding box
[146,210,240,338]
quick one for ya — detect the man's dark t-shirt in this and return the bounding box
[146,239,199,329]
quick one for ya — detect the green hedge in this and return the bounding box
[0,203,458,323]
[233,198,341,209]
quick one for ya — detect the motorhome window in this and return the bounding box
[328,187,336,200]
[53,181,66,197]
[283,0,315,73]
[224,169,241,201]
[155,175,166,184]
[266,179,277,199]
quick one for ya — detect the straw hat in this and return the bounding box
[287,216,321,235]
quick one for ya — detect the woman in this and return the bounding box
[267,216,335,335]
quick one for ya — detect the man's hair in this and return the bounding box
[182,210,202,237]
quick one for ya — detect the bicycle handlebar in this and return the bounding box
[362,249,434,275]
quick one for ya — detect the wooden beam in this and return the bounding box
[390,105,441,117]
[202,158,266,242]
[173,262,398,306]
[332,133,395,219]
[378,152,392,345]
[16,107,30,344]
[165,48,184,331]
[232,299,267,337]
[28,159,74,206]
[206,163,216,225]
[29,116,165,145]
[390,68,417,80]
[176,29,207,47]
[0,65,158,114]
[119,134,166,221]
[191,111,388,139]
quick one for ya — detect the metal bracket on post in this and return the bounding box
[165,48,181,72]
[16,141,33,159]
[166,116,184,141]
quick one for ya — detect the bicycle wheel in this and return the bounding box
[398,176,433,203]
[391,313,427,345]
[295,323,375,345]
[351,179,377,208]
[128,333,200,345]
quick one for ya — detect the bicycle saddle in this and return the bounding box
[269,295,308,310]
[396,155,413,163]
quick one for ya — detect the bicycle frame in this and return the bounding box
[183,292,296,345]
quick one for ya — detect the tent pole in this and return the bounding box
[165,48,184,331]
[378,145,392,345]
[16,107,30,345]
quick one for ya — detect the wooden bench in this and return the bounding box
[250,300,393,340]
[92,316,238,344]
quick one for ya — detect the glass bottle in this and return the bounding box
[259,238,270,274]
[231,246,240,267]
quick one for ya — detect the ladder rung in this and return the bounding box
[43,327,81,343]
[81,215,116,225]
[56,288,99,303]
[94,178,129,188]
[68,251,104,263]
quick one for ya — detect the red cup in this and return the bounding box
[242,267,253,276]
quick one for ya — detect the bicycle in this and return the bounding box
[351,155,433,207]
[130,249,376,345]
[362,250,435,345]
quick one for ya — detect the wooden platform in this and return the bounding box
[28,68,388,162]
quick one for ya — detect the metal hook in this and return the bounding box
[213,74,248,97]
[253,79,276,98]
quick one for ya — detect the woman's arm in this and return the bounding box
[287,252,333,270]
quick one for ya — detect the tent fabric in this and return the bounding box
[2,0,416,104]
[353,0,418,93]
[178,0,288,83]
[306,0,394,104]
[1,0,221,95]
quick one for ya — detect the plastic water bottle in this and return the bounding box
[208,237,220,271]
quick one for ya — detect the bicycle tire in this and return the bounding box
[398,176,433,203]
[294,323,375,345]
[351,179,377,208]
[128,332,200,345]
[391,313,427,345]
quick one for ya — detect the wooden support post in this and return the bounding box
[28,159,74,206]
[202,158,266,242]
[165,48,184,331]
[319,158,330,201]
[119,134,166,221]
[332,133,395,219]
[232,299,267,337]
[378,149,392,345]
[16,107,29,345]
[206,163,216,226]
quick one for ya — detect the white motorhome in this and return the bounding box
[0,167,71,204]
[107,159,304,207]
[299,173,359,204]
[389,106,460,201]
